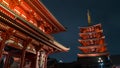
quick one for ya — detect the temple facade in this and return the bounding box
[0,0,69,68]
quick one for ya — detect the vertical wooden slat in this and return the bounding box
[30,52,38,68]
[20,38,32,68]
[4,53,10,68]
[20,50,25,68]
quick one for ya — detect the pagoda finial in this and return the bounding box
[87,9,91,26]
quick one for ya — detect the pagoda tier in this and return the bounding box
[77,23,109,57]
[0,0,69,68]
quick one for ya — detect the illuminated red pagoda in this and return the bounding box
[77,10,113,68]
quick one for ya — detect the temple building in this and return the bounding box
[0,0,69,68]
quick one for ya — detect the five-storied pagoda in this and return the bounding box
[0,0,69,68]
[77,10,113,68]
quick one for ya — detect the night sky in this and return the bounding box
[41,0,120,62]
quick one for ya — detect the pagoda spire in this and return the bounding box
[87,9,91,26]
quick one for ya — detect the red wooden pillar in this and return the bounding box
[0,33,7,58]
[44,49,53,68]
[38,47,53,68]
[39,51,48,68]
[44,53,49,68]
[31,44,43,68]
[35,51,39,68]
[4,53,11,68]
[20,38,32,68]
[33,51,40,68]
[0,28,14,58]
[44,47,54,68]
[35,50,41,68]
